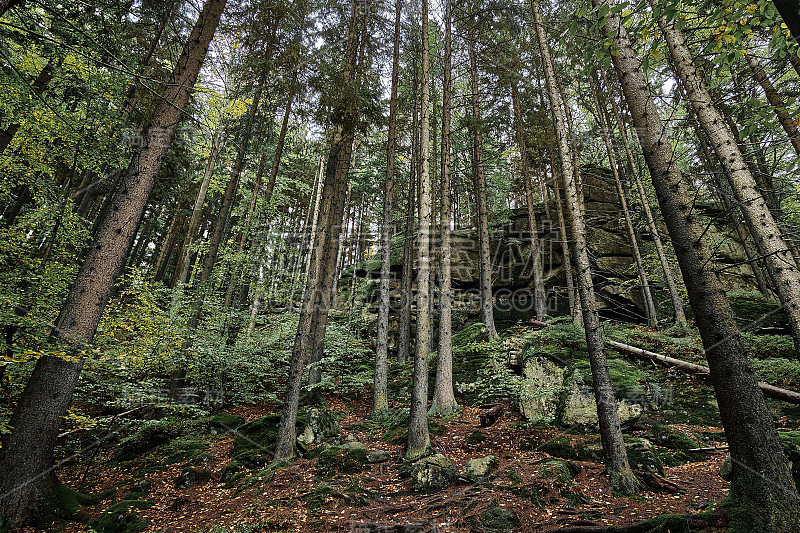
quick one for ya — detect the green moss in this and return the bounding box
[113,421,182,461]
[209,413,245,433]
[572,358,647,400]
[316,444,368,477]
[538,460,574,484]
[88,500,153,533]
[162,436,208,464]
[479,506,520,532]
[452,323,490,347]
[752,358,800,389]
[778,430,800,489]
[728,291,788,330]
[466,429,486,445]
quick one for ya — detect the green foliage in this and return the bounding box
[571,359,647,400]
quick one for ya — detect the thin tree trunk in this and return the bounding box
[512,84,547,321]
[0,61,54,154]
[600,67,687,326]
[590,73,657,327]
[531,0,638,494]
[172,126,225,290]
[595,0,800,527]
[397,73,418,364]
[373,0,399,417]
[0,2,224,528]
[468,31,497,340]
[744,51,800,157]
[274,0,365,460]
[659,11,800,354]
[373,9,399,401]
[431,0,457,418]
[550,160,579,323]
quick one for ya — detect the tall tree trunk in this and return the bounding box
[595,0,800,528]
[468,30,497,340]
[373,1,401,419]
[658,11,800,354]
[531,0,638,494]
[407,0,432,461]
[590,73,657,327]
[600,67,688,326]
[397,73,419,364]
[0,1,224,528]
[512,84,547,321]
[744,51,800,157]
[274,0,365,460]
[431,0,457,418]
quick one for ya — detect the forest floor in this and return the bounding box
[15,390,743,533]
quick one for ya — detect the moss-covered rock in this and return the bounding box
[114,421,182,461]
[232,414,281,455]
[464,455,498,481]
[538,460,575,484]
[88,500,153,533]
[296,408,340,451]
[411,454,456,492]
[478,505,520,533]
[316,442,369,477]
[466,429,486,445]
[209,413,245,434]
[626,438,664,476]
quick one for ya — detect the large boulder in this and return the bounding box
[519,357,565,422]
[411,454,456,492]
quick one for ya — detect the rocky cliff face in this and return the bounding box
[352,165,761,324]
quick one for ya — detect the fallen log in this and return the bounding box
[607,340,800,404]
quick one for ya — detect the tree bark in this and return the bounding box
[531,0,638,494]
[373,0,402,419]
[407,0,432,461]
[658,11,800,355]
[468,30,497,340]
[0,1,225,528]
[595,0,800,527]
[774,0,800,46]
[274,0,365,460]
[431,0,457,418]
[744,51,800,157]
